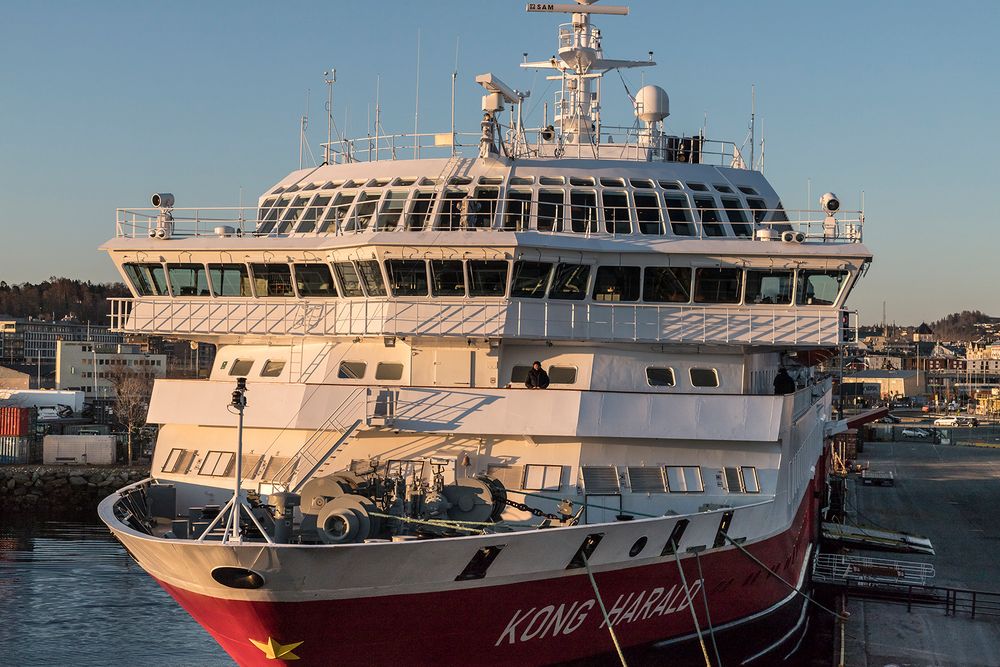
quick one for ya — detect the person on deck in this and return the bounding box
[525,361,550,389]
[773,367,796,395]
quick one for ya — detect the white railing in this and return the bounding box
[109,297,855,346]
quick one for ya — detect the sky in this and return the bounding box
[1,0,998,325]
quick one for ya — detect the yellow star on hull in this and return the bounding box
[249,636,304,660]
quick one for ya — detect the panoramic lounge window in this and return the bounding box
[721,197,753,237]
[643,267,692,303]
[375,191,408,231]
[537,190,565,232]
[357,260,387,296]
[167,264,210,297]
[663,194,696,236]
[123,263,169,297]
[338,361,367,379]
[251,264,295,297]
[346,192,380,231]
[295,195,331,233]
[406,192,436,231]
[797,270,847,306]
[549,263,591,300]
[208,264,251,297]
[334,262,364,297]
[430,260,466,297]
[256,198,281,234]
[385,260,428,297]
[276,196,309,234]
[646,367,676,387]
[468,260,508,297]
[294,264,337,297]
[690,367,720,387]
[467,187,499,228]
[502,191,532,231]
[694,196,726,237]
[693,268,742,304]
[510,261,552,298]
[745,270,793,305]
[592,266,640,302]
[436,189,468,230]
[317,191,356,234]
[602,191,631,234]
[635,192,663,234]
[570,191,598,233]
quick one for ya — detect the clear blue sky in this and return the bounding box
[1,0,997,324]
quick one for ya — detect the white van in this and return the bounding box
[933,416,959,427]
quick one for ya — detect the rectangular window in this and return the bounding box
[405,192,436,231]
[663,194,696,235]
[317,191,356,234]
[665,466,704,493]
[229,359,254,376]
[634,192,663,234]
[123,263,169,296]
[468,260,508,297]
[357,260,387,297]
[436,189,468,230]
[260,360,285,377]
[628,466,667,493]
[549,366,577,384]
[161,448,195,473]
[694,196,725,236]
[745,270,793,305]
[690,367,720,387]
[537,190,565,232]
[643,267,692,303]
[467,187,499,228]
[199,451,235,477]
[251,264,295,297]
[570,191,598,233]
[386,259,429,297]
[510,261,552,298]
[293,264,337,297]
[334,262,364,297]
[592,266,640,302]
[581,466,620,494]
[510,365,531,384]
[646,367,676,387]
[295,195,331,233]
[375,190,408,230]
[796,270,847,306]
[741,466,760,493]
[375,362,404,381]
[208,264,252,297]
[502,191,532,230]
[549,263,590,301]
[486,464,525,489]
[694,268,741,304]
[430,260,466,297]
[345,191,380,231]
[523,464,562,491]
[338,361,367,379]
[721,196,753,237]
[602,191,631,234]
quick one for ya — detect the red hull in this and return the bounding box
[156,482,817,666]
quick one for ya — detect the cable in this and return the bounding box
[694,549,723,666]
[581,552,629,667]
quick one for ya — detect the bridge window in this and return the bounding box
[643,267,691,303]
[630,179,654,189]
[346,191,380,231]
[663,194,696,236]
[276,196,309,234]
[167,264,210,297]
[338,361,367,379]
[375,191,408,230]
[257,198,280,234]
[713,184,734,193]
[502,191,532,231]
[251,264,295,297]
[635,192,663,234]
[357,260,387,297]
[690,367,720,388]
[385,259,428,297]
[123,263,169,297]
[509,176,534,185]
[468,187,499,228]
[295,195,331,233]
[317,191,356,234]
[294,264,337,297]
[406,191,437,231]
[229,359,254,376]
[375,362,404,381]
[600,177,625,187]
[549,263,590,300]
[687,182,709,191]
[602,191,631,234]
[745,270,793,305]
[333,262,364,297]
[665,466,703,493]
[539,176,565,185]
[593,266,640,302]
[569,191,597,233]
[646,367,676,387]
[797,270,847,306]
[746,197,768,224]
[468,260,508,297]
[510,261,552,298]
[738,186,759,195]
[436,189,468,230]
[430,260,466,297]
[537,190,565,232]
[694,268,741,304]
[260,360,285,377]
[721,197,753,237]
[694,196,726,236]
[208,264,251,297]
[570,176,595,186]
[658,181,682,190]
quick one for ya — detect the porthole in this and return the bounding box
[629,536,648,558]
[211,566,265,589]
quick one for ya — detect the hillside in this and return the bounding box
[0,278,128,324]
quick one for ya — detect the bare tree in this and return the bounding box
[106,366,154,465]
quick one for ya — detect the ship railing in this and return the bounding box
[115,200,864,243]
[109,296,854,347]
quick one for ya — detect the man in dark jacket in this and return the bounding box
[773,367,796,395]
[525,361,550,389]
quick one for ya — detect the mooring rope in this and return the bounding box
[581,553,629,667]
[673,546,713,667]
[693,549,723,666]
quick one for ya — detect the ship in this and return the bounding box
[99,2,871,665]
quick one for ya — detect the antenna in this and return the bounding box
[299,89,310,169]
[749,84,755,171]
[323,68,336,164]
[413,28,421,159]
[451,36,459,157]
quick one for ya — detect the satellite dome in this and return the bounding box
[634,85,670,123]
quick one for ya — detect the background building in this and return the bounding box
[56,341,167,402]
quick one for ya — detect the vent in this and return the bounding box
[262,456,298,484]
[724,467,744,493]
[241,454,265,479]
[627,467,666,493]
[487,464,525,490]
[581,466,620,494]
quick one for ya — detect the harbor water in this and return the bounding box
[0,517,231,666]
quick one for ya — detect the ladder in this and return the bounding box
[290,341,334,384]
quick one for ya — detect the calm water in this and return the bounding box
[0,517,232,666]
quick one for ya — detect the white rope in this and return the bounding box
[673,547,712,667]
[581,553,629,667]
[693,549,722,666]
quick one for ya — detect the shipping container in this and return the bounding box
[0,406,32,437]
[43,435,116,465]
[0,435,31,464]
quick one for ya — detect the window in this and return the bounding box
[694,196,726,236]
[357,260,387,296]
[405,192,436,231]
[746,197,768,224]
[294,264,337,297]
[663,194,696,235]
[690,367,720,387]
[165,264,210,297]
[375,362,404,381]
[602,191,631,234]
[468,260,508,297]
[251,264,294,297]
[260,360,285,377]
[295,195,331,233]
[346,191,380,231]
[510,261,552,298]
[123,263,169,296]
[581,466,620,494]
[628,467,666,493]
[738,186,759,195]
[523,464,562,491]
[665,466,703,493]
[436,189,468,230]
[635,192,663,234]
[538,176,565,185]
[200,451,235,477]
[486,464,525,489]
[386,259,428,297]
[687,182,708,191]
[713,184,733,193]
[548,366,577,384]
[334,262,364,297]
[569,191,597,233]
[510,365,531,384]
[796,270,847,306]
[643,267,691,303]
[694,268,742,304]
[600,177,625,187]
[721,197,753,237]
[509,176,534,185]
[646,367,676,387]
[430,260,466,297]
[261,456,298,484]
[376,191,407,230]
[467,187,499,228]
[745,270,793,305]
[206,264,251,297]
[502,191,532,230]
[338,361,367,379]
[571,176,595,186]
[161,448,196,473]
[549,263,590,300]
[257,198,281,234]
[317,191,356,233]
[229,359,254,376]
[593,266,640,302]
[741,467,760,493]
[630,179,654,189]
[276,196,309,234]
[537,190,565,232]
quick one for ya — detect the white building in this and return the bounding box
[56,340,166,400]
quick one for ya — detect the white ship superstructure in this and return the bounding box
[100,3,871,665]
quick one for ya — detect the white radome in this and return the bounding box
[634,84,670,123]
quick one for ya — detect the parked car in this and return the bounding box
[933,417,959,427]
[901,427,931,438]
[957,417,979,427]
[878,414,902,424]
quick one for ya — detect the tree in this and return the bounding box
[107,366,154,465]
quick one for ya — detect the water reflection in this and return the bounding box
[0,518,231,666]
